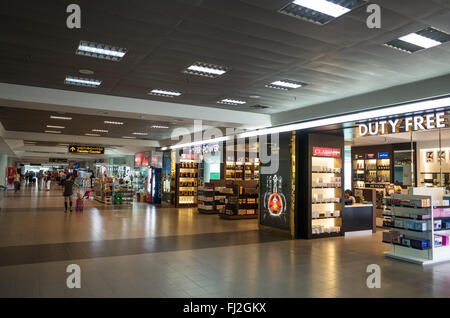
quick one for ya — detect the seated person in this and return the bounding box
[344,190,356,205]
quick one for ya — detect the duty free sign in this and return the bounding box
[357,112,448,137]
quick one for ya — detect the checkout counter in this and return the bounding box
[343,189,377,235]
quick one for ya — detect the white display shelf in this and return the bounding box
[384,192,450,265]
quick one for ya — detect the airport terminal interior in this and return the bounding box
[1,0,450,298]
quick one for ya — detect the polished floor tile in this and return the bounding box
[0,185,449,298]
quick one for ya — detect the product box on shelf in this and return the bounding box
[410,238,431,249]
[434,235,443,247]
[442,221,450,230]
[394,219,405,229]
[392,232,403,244]
[401,238,411,247]
[437,234,450,246]
[413,220,428,232]
[382,231,393,243]
[434,220,442,230]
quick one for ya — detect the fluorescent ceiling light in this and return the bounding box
[76,41,127,61]
[65,76,101,87]
[45,130,61,134]
[151,125,169,129]
[217,99,247,106]
[92,129,109,133]
[122,136,136,139]
[50,115,72,120]
[46,125,65,129]
[132,132,148,136]
[398,33,442,49]
[266,80,303,90]
[104,121,124,125]
[292,0,350,18]
[385,27,450,53]
[184,62,228,78]
[161,147,168,151]
[169,96,450,149]
[85,133,100,137]
[149,89,182,97]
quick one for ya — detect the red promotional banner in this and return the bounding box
[313,147,341,158]
[7,167,16,185]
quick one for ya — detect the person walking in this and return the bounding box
[37,171,44,190]
[14,172,21,193]
[63,174,77,212]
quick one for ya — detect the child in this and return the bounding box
[76,192,84,212]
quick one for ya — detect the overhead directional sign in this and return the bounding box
[69,145,105,154]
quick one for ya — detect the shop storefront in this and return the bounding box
[255,103,450,265]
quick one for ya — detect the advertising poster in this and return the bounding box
[259,132,292,232]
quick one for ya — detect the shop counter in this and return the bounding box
[342,203,375,234]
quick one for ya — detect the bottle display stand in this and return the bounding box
[197,185,218,214]
[218,181,258,220]
[382,193,450,265]
[176,161,198,207]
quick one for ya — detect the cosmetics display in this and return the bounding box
[310,144,343,238]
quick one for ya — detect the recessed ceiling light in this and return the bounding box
[217,99,247,106]
[184,62,228,78]
[122,136,136,139]
[151,125,169,129]
[50,115,72,120]
[46,125,65,129]
[280,0,365,25]
[79,69,94,75]
[104,121,124,125]
[85,133,100,137]
[65,76,101,87]
[266,80,304,90]
[45,130,62,134]
[132,132,148,136]
[249,95,261,99]
[385,27,450,53]
[76,41,127,61]
[148,89,182,97]
[24,141,37,144]
[92,129,109,133]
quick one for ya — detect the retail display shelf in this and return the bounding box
[383,241,432,250]
[387,226,432,233]
[198,208,219,214]
[312,202,341,205]
[311,171,342,174]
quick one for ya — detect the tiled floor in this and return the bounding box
[1,183,450,298]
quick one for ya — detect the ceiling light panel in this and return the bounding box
[76,41,127,61]
[266,80,305,90]
[46,125,65,129]
[50,116,72,120]
[45,130,61,134]
[122,136,136,139]
[280,0,366,25]
[151,125,169,129]
[104,121,124,125]
[65,76,101,87]
[184,62,229,78]
[132,132,148,136]
[149,89,182,97]
[85,133,100,137]
[92,129,109,133]
[385,27,450,53]
[217,99,247,106]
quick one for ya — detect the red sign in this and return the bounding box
[135,152,149,167]
[7,167,16,185]
[313,147,341,158]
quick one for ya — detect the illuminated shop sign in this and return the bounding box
[313,147,341,158]
[378,152,389,159]
[193,143,219,154]
[358,112,447,137]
